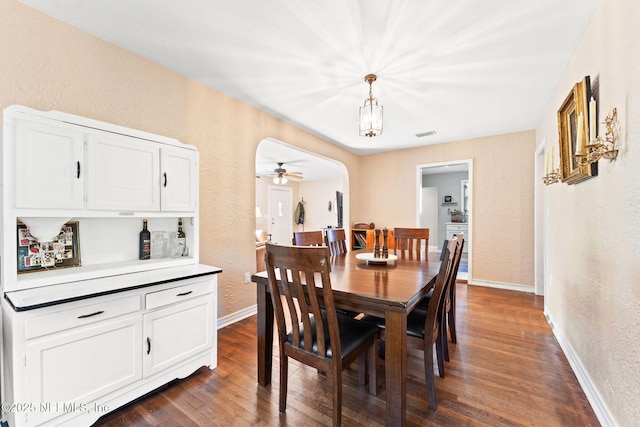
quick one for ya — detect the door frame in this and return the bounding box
[534,140,547,297]
[416,159,473,281]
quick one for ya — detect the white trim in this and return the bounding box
[467,279,535,293]
[217,304,257,329]
[545,311,616,427]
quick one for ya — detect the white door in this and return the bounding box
[15,120,85,209]
[86,132,160,211]
[268,186,293,244]
[420,187,438,249]
[161,147,197,212]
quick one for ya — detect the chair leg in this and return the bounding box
[448,306,457,343]
[332,365,342,427]
[441,315,450,362]
[279,354,288,413]
[435,333,445,379]
[367,337,379,396]
[358,353,366,387]
[424,340,437,410]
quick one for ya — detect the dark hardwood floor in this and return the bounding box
[94,284,599,426]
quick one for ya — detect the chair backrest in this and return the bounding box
[425,238,458,343]
[325,228,348,255]
[292,230,324,246]
[265,243,341,360]
[394,227,430,260]
[439,235,464,312]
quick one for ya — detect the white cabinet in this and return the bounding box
[25,316,143,426]
[3,272,218,427]
[143,296,213,377]
[2,106,219,427]
[161,147,197,211]
[446,223,469,254]
[86,132,161,211]
[14,119,84,209]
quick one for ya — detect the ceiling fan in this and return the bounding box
[271,162,302,184]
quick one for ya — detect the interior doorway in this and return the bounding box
[416,160,473,281]
[268,186,293,244]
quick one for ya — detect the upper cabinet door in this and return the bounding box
[160,147,197,212]
[15,120,85,209]
[86,133,160,211]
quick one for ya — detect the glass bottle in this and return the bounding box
[139,219,151,260]
[176,217,186,256]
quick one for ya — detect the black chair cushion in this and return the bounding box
[362,310,427,340]
[288,312,380,358]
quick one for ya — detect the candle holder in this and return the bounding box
[574,108,619,165]
[543,168,561,185]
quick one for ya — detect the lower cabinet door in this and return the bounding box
[26,316,143,425]
[143,296,213,377]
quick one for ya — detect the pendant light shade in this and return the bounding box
[359,74,383,137]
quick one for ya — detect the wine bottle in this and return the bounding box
[177,217,186,256]
[139,219,151,260]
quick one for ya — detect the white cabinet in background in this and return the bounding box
[14,119,84,209]
[446,222,469,254]
[86,133,161,211]
[161,147,197,212]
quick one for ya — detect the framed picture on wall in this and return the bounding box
[557,75,598,184]
[17,221,81,273]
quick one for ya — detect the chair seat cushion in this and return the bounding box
[288,312,380,359]
[362,309,427,339]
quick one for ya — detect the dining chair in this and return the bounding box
[419,234,465,356]
[362,238,459,410]
[292,230,324,246]
[393,227,430,260]
[325,228,348,255]
[264,243,380,426]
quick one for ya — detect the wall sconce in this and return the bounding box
[543,147,560,185]
[574,107,620,166]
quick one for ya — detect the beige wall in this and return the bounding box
[536,0,640,424]
[0,0,360,319]
[355,131,536,288]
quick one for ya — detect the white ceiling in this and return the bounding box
[19,0,598,178]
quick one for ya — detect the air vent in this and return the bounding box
[416,130,437,138]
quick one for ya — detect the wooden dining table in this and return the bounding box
[251,248,441,426]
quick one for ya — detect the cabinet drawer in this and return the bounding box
[25,295,141,339]
[447,224,468,232]
[145,278,213,310]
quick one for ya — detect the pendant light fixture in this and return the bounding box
[359,73,383,137]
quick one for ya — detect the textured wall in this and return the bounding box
[0,0,360,319]
[354,131,536,288]
[536,0,640,424]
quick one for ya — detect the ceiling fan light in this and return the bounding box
[281,176,288,184]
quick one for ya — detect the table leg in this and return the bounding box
[385,309,407,426]
[257,282,273,386]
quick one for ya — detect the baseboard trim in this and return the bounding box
[218,304,257,329]
[545,311,616,427]
[467,279,535,293]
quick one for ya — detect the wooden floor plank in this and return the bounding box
[94,284,599,426]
